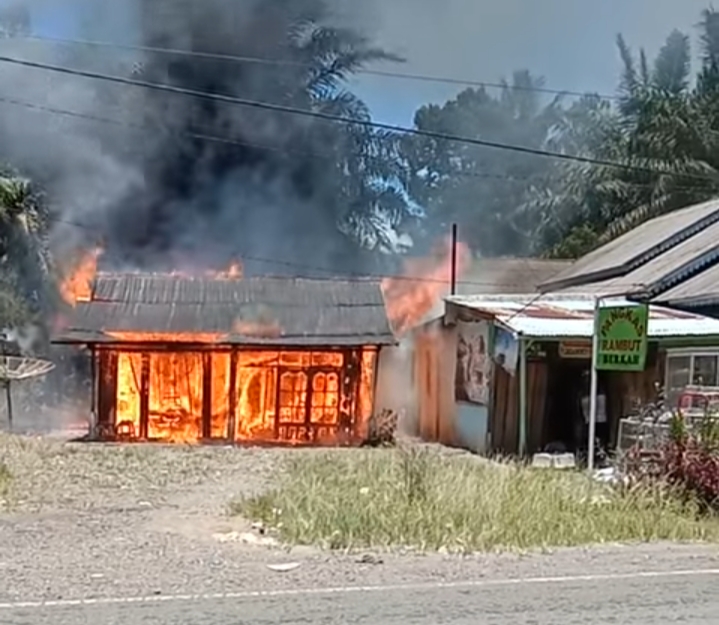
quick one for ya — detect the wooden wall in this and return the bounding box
[492,360,549,455]
[413,321,457,446]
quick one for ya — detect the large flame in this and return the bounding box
[170,261,244,280]
[59,247,103,306]
[59,254,243,308]
[381,236,471,336]
[111,348,376,445]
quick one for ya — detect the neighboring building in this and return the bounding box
[414,199,719,456]
[53,273,396,445]
[539,197,719,419]
[539,197,719,299]
[441,294,719,455]
[409,258,573,454]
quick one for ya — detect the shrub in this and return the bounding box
[0,459,11,498]
[626,412,719,512]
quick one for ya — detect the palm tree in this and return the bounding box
[399,70,564,257]
[0,173,50,326]
[528,11,719,258]
[114,0,411,273]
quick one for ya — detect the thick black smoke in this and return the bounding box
[0,0,411,277]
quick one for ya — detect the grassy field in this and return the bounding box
[235,446,719,553]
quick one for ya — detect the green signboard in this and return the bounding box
[595,304,649,371]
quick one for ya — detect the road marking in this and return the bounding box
[2,567,719,611]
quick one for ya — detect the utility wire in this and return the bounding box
[19,34,621,102]
[0,93,656,291]
[0,52,708,181]
[0,94,710,192]
[0,95,563,183]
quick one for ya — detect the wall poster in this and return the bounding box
[493,326,519,375]
[455,320,493,405]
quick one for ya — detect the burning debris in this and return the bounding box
[362,408,399,447]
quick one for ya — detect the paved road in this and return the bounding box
[3,569,719,624]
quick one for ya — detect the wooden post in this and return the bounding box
[450,223,458,295]
[202,353,212,440]
[0,338,9,430]
[89,345,97,438]
[4,381,12,431]
[139,353,150,440]
[97,350,118,440]
[227,349,237,443]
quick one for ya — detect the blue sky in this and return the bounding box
[17,0,719,126]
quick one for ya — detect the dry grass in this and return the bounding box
[0,433,284,511]
[235,446,719,553]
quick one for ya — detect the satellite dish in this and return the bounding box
[0,353,55,430]
[0,355,54,381]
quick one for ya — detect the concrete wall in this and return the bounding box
[455,401,489,454]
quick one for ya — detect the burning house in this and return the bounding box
[53,271,395,445]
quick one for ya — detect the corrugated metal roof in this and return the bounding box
[556,219,719,298]
[540,198,719,292]
[55,274,396,346]
[637,262,719,309]
[447,293,719,339]
[422,258,572,322]
[455,258,573,294]
[91,274,382,306]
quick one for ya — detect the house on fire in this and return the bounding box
[52,273,396,445]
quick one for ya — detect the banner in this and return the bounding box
[559,340,591,359]
[493,326,519,375]
[595,304,649,371]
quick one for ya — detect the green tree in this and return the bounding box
[530,10,719,258]
[0,172,51,327]
[399,71,563,256]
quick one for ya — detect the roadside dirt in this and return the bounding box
[0,433,718,604]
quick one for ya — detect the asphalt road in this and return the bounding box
[3,569,719,625]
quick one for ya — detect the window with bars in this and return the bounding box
[665,352,719,406]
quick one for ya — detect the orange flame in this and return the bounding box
[59,247,103,306]
[111,348,376,445]
[169,261,244,280]
[381,236,471,336]
[223,261,242,279]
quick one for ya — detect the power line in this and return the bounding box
[1,94,711,192]
[20,33,621,102]
[0,52,707,181]
[48,213,563,288]
[0,95,562,184]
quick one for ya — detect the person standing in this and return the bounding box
[577,371,608,449]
